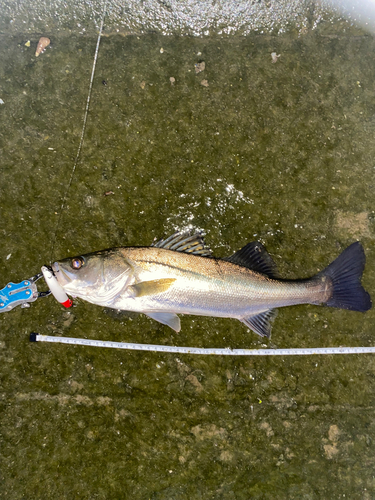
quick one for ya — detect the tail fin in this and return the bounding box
[320,242,371,312]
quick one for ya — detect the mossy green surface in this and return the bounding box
[1,29,375,499]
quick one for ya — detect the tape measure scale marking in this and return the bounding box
[29,334,375,356]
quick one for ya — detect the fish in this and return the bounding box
[51,231,372,338]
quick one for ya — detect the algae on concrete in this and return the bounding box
[0,25,375,499]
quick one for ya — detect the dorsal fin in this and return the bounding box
[224,241,279,278]
[151,231,212,257]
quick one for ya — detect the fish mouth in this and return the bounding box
[52,262,73,286]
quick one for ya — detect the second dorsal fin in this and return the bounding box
[224,241,279,278]
[151,231,212,257]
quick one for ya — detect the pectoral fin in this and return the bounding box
[146,312,181,332]
[240,309,278,338]
[130,278,176,297]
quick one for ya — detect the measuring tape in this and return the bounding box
[29,334,375,356]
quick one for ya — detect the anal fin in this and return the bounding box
[240,309,278,338]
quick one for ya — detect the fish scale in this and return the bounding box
[117,247,328,312]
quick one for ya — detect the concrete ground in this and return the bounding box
[0,0,351,36]
[1,2,375,499]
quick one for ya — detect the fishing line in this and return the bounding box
[49,0,107,264]
[30,334,375,356]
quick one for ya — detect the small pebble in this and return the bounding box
[201,79,209,87]
[195,61,205,73]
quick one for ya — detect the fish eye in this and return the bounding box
[71,257,84,269]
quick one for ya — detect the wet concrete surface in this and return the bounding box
[0,0,339,37]
[1,25,375,499]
